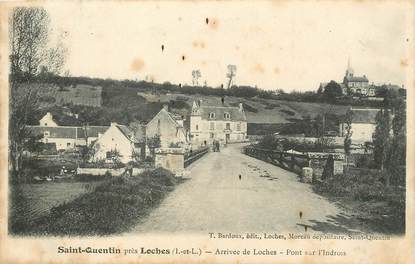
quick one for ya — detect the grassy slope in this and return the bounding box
[18,82,102,107]
[22,81,348,125]
[137,91,349,124]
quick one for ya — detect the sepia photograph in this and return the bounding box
[1,0,413,263]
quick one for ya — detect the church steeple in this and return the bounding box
[346,57,354,78]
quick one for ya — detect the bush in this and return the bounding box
[25,168,178,236]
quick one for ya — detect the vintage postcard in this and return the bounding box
[0,0,414,263]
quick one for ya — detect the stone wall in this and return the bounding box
[307,152,345,182]
[155,148,185,175]
[77,167,145,176]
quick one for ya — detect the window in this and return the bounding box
[106,151,112,159]
[196,125,199,131]
[209,112,216,119]
[210,133,215,138]
[210,122,215,130]
[237,123,241,131]
[226,123,230,130]
[224,112,230,119]
[67,142,71,147]
[44,123,47,126]
[44,131,50,137]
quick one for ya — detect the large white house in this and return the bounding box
[190,100,247,144]
[146,105,188,148]
[91,122,142,164]
[339,108,380,143]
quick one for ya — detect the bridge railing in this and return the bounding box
[184,147,209,167]
[243,146,310,175]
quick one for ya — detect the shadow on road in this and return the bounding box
[308,214,363,234]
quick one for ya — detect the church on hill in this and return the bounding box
[342,58,373,96]
[319,58,375,97]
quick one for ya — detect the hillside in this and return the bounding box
[19,79,350,135]
[17,82,102,107]
[136,92,349,124]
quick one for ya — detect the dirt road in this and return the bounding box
[132,144,353,234]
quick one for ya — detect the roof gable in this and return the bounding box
[115,124,139,143]
[148,108,182,128]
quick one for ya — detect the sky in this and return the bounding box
[44,1,413,92]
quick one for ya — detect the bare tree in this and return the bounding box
[10,7,49,78]
[192,70,201,86]
[9,88,41,180]
[42,32,68,75]
[10,7,67,79]
[226,64,237,89]
[9,7,66,180]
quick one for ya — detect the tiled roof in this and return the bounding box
[29,126,108,139]
[167,112,184,127]
[345,76,369,82]
[115,124,141,143]
[77,126,108,138]
[199,105,247,121]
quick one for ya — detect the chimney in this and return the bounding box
[163,104,169,111]
[239,103,243,111]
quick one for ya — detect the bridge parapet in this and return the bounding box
[155,147,209,175]
[155,148,185,176]
[243,146,345,183]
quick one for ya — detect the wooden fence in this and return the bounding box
[184,147,209,167]
[244,146,309,175]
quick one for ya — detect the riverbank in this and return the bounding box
[313,170,405,235]
[10,168,182,236]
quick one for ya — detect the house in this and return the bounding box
[146,105,188,148]
[39,112,58,127]
[91,122,142,164]
[190,100,247,144]
[29,112,108,151]
[29,125,108,151]
[339,108,380,143]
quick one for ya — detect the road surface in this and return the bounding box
[132,144,353,234]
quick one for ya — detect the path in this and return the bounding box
[132,144,355,234]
